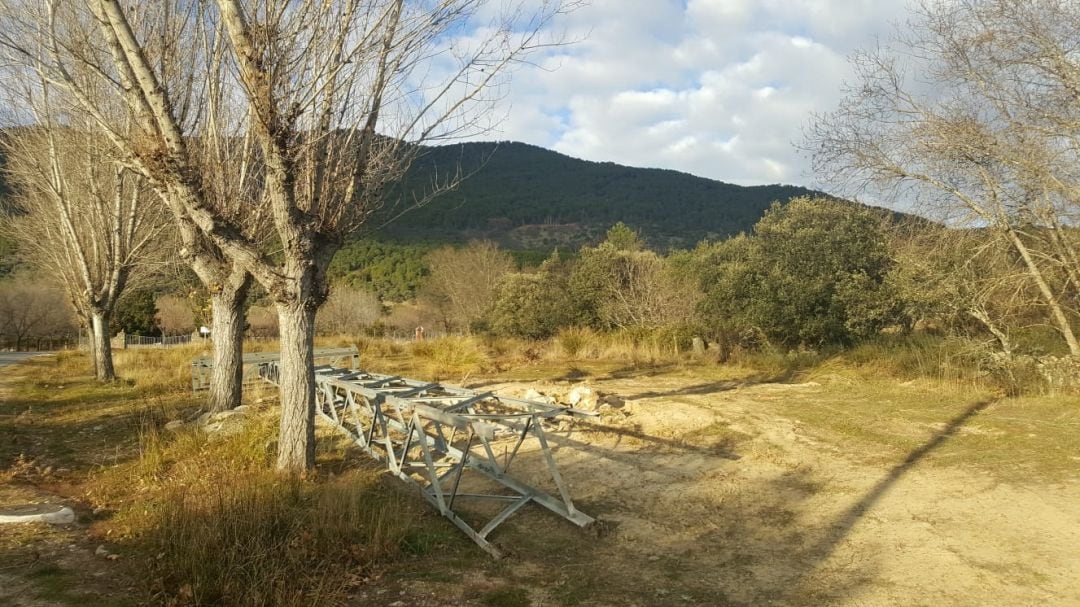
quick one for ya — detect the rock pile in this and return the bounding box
[517,384,630,418]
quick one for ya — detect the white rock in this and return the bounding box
[0,504,75,525]
[164,420,185,432]
[565,386,599,410]
[521,388,556,405]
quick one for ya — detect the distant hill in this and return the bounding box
[376,141,827,249]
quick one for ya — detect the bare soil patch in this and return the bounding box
[377,368,1080,606]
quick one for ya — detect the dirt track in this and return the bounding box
[406,373,1080,606]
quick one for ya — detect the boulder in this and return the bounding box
[198,408,249,437]
[210,410,245,422]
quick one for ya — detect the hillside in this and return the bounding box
[378,141,825,249]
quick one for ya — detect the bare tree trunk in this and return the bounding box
[85,320,96,363]
[90,310,115,381]
[275,302,316,474]
[207,276,250,412]
[1005,228,1080,356]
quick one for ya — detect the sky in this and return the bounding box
[469,0,912,188]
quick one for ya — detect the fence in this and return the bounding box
[122,333,197,347]
[77,331,204,351]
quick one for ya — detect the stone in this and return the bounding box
[164,420,185,432]
[521,388,556,405]
[210,410,244,422]
[692,337,706,355]
[95,545,110,557]
[599,394,625,408]
[565,386,599,410]
[0,504,75,525]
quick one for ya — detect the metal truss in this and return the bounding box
[259,360,596,557]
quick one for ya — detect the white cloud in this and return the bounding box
[466,0,912,186]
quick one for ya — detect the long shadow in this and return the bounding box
[464,362,686,390]
[777,396,999,600]
[815,397,996,552]
[622,370,798,400]
[468,362,799,401]
[0,365,202,475]
[555,417,743,460]
[484,396,999,606]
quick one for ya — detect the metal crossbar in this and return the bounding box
[258,359,596,557]
[191,347,359,392]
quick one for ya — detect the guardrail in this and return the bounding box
[191,346,359,392]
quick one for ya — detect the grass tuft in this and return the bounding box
[135,470,417,607]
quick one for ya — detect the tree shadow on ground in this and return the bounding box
[619,369,798,401]
[387,393,997,606]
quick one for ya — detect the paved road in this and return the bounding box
[0,352,47,368]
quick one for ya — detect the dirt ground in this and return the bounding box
[2,360,1078,606]
[373,369,1080,607]
[0,370,138,607]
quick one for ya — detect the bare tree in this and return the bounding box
[576,244,701,330]
[0,1,264,410]
[0,277,77,351]
[0,83,166,379]
[156,293,196,335]
[808,0,1080,356]
[317,286,383,335]
[425,241,514,331]
[0,0,573,472]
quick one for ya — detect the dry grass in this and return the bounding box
[1,348,436,607]
[3,333,1076,605]
[129,469,420,606]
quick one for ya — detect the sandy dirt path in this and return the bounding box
[396,373,1080,607]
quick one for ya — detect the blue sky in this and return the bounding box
[466,0,911,187]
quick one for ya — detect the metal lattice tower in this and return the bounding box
[258,359,596,557]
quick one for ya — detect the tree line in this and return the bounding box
[404,197,1077,362]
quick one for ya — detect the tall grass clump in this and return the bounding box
[93,402,426,606]
[735,346,825,380]
[137,470,419,607]
[349,335,405,360]
[410,336,490,379]
[555,327,593,360]
[113,343,208,392]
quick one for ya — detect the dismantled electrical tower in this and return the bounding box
[255,354,596,557]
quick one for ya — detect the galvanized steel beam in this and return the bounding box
[258,360,596,557]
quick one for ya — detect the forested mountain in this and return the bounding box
[377,141,826,248]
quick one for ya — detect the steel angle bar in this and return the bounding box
[263,361,595,556]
